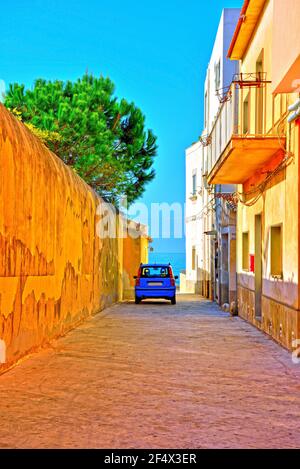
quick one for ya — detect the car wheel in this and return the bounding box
[171,296,176,305]
[135,297,141,304]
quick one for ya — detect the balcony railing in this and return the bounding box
[204,74,287,184]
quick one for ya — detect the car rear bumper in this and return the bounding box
[135,287,176,299]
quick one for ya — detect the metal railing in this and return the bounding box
[206,82,237,175]
[204,76,287,176]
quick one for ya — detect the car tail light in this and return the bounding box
[136,267,141,286]
[169,267,175,286]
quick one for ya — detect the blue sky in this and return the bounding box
[0,0,242,253]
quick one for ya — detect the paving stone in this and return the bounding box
[0,295,299,449]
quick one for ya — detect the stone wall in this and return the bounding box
[0,104,147,372]
[237,282,300,350]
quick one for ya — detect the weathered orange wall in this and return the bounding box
[0,104,147,372]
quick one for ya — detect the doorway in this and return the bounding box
[221,233,229,305]
[255,214,262,319]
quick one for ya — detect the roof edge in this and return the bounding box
[227,0,250,59]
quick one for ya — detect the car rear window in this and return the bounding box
[141,266,170,278]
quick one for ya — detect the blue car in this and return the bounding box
[134,263,178,305]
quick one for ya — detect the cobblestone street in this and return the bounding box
[0,295,300,449]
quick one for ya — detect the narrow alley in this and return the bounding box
[0,295,299,449]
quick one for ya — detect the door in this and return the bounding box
[255,214,262,319]
[221,233,229,305]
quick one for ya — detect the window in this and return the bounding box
[270,225,282,277]
[222,234,229,272]
[243,93,250,134]
[192,247,196,271]
[215,60,221,91]
[242,232,249,271]
[192,172,197,196]
[141,266,170,278]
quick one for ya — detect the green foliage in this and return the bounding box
[5,75,157,204]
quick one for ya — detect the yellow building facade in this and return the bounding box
[208,0,300,349]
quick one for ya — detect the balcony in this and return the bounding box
[205,76,287,185]
[208,135,286,184]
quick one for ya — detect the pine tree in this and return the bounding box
[5,75,157,205]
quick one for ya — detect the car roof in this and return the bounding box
[141,264,171,268]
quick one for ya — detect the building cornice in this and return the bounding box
[227,0,267,60]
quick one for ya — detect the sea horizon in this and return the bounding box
[148,251,186,285]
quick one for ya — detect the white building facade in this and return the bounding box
[184,141,214,296]
[183,8,240,301]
